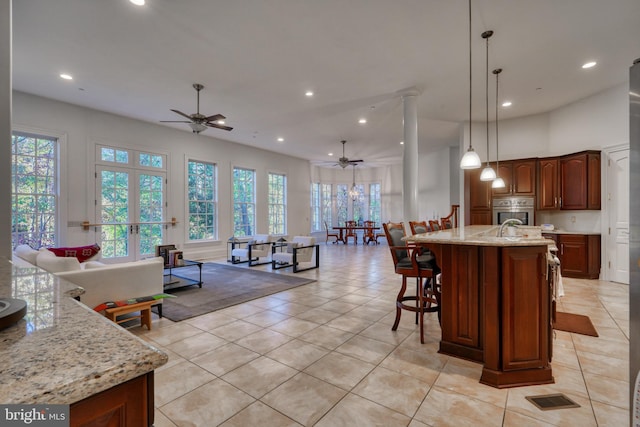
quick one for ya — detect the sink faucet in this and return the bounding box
[498,218,523,237]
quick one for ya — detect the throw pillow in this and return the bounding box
[47,244,101,263]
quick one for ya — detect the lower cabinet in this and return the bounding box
[70,372,154,427]
[543,233,601,279]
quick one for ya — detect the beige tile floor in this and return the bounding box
[131,242,629,426]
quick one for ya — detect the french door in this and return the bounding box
[96,165,166,262]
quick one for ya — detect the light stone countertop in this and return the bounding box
[0,257,167,404]
[404,224,556,247]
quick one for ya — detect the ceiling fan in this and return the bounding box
[336,140,363,168]
[160,83,233,134]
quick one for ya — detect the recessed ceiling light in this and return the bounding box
[59,73,73,80]
[328,152,333,156]
[277,137,284,142]
[582,61,597,69]
[305,91,314,97]
[502,101,512,107]
[358,118,367,124]
[130,0,145,5]
[400,141,404,145]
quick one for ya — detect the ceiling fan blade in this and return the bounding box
[205,113,226,122]
[170,109,193,120]
[350,159,364,163]
[160,120,192,123]
[205,122,233,131]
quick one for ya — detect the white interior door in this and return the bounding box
[606,148,630,284]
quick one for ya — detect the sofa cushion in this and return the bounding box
[47,244,101,262]
[14,244,39,265]
[36,250,82,273]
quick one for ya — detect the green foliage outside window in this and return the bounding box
[11,133,57,249]
[268,173,286,235]
[233,167,255,237]
[188,160,217,240]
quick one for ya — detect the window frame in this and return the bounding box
[268,171,287,235]
[232,166,256,237]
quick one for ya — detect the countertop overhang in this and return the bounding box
[403,225,555,247]
[0,258,168,404]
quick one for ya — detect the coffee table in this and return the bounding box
[163,260,203,291]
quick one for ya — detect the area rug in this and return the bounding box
[553,312,598,337]
[158,263,315,321]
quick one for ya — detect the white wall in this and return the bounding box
[12,91,312,260]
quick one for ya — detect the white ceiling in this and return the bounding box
[11,0,640,167]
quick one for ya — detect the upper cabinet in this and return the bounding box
[491,159,537,197]
[537,151,600,211]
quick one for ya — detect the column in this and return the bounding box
[402,90,419,222]
[0,0,11,257]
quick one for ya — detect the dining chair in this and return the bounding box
[344,220,358,244]
[324,221,339,244]
[409,220,430,235]
[440,217,453,229]
[383,222,440,344]
[363,220,376,244]
[428,220,441,231]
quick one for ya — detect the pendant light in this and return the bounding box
[491,68,506,189]
[459,0,481,169]
[348,164,360,200]
[479,30,496,181]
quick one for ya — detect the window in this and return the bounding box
[321,184,333,227]
[336,184,348,226]
[310,183,321,232]
[233,167,255,236]
[11,132,58,248]
[268,172,286,234]
[369,183,381,224]
[187,160,217,241]
[351,184,366,222]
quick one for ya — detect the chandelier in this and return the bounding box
[349,165,360,200]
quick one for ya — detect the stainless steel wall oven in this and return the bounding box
[492,197,535,225]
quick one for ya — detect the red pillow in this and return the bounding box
[47,244,101,263]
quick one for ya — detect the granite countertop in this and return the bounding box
[0,258,167,404]
[405,225,556,247]
[539,229,601,235]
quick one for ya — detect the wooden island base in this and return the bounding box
[407,226,555,389]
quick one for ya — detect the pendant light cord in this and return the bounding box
[494,68,502,169]
[483,31,493,166]
[468,0,473,151]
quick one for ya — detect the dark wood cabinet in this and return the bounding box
[559,151,601,210]
[543,232,601,279]
[71,373,153,427]
[491,159,537,197]
[465,168,492,225]
[537,157,559,210]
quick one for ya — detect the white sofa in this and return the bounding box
[13,245,165,313]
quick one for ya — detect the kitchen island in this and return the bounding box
[405,225,555,388]
[0,257,167,425]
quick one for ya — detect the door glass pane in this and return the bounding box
[139,173,164,256]
[101,170,129,258]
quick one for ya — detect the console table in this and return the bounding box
[163,260,203,291]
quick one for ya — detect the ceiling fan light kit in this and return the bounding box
[460,0,481,170]
[160,83,233,134]
[337,140,364,168]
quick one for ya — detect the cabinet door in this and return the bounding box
[466,168,492,210]
[560,154,588,209]
[470,209,492,225]
[500,247,550,371]
[587,152,601,209]
[558,234,587,277]
[492,162,513,196]
[512,160,536,196]
[537,158,559,210]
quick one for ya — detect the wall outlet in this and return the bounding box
[570,216,576,223]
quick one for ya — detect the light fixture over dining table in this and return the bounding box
[349,164,360,201]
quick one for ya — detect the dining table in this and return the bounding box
[332,225,380,244]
